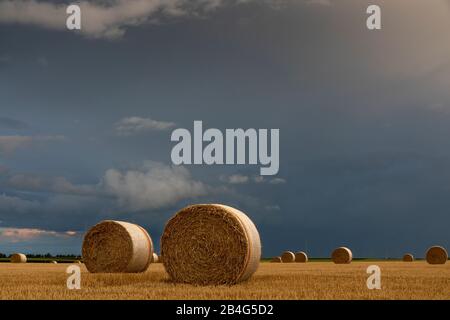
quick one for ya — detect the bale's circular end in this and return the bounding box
[82,220,154,273]
[331,247,352,264]
[152,253,159,263]
[295,251,308,263]
[402,253,414,262]
[271,256,282,263]
[10,253,27,263]
[281,251,295,263]
[426,246,448,265]
[161,204,261,285]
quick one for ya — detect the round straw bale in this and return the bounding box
[331,247,353,264]
[295,251,308,263]
[10,253,27,263]
[426,246,448,265]
[402,253,414,262]
[51,260,58,264]
[152,253,159,263]
[271,256,282,263]
[74,260,82,264]
[161,204,261,285]
[82,220,154,273]
[281,251,295,263]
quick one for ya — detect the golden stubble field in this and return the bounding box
[0,261,449,300]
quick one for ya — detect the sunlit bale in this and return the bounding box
[82,220,154,273]
[295,251,308,263]
[10,253,27,263]
[161,204,261,285]
[281,251,295,263]
[331,247,353,264]
[426,246,448,265]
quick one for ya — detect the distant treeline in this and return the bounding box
[0,253,81,259]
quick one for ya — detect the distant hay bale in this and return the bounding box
[10,253,27,263]
[51,260,58,264]
[82,220,154,273]
[331,247,353,264]
[152,253,159,263]
[74,260,82,264]
[426,246,448,265]
[295,251,308,263]
[281,251,295,263]
[161,204,261,285]
[402,253,414,262]
[271,256,282,263]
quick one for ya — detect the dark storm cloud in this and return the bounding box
[0,0,449,256]
[0,117,28,130]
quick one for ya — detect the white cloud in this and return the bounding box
[5,162,212,211]
[0,0,329,39]
[116,116,176,135]
[221,174,286,184]
[221,174,249,184]
[0,227,78,242]
[269,177,286,184]
[101,162,208,210]
[0,135,65,155]
[0,0,237,39]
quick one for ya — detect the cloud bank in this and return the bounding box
[0,227,78,242]
[101,163,209,210]
[116,116,176,136]
[0,0,329,39]
[4,162,210,212]
[0,135,65,155]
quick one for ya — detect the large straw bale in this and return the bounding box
[161,204,261,285]
[82,220,153,273]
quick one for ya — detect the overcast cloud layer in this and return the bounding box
[1,0,450,256]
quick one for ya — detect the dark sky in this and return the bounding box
[0,0,450,257]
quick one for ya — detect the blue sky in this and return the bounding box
[1,0,450,257]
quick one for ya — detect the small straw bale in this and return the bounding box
[331,247,353,264]
[161,204,261,285]
[281,251,295,263]
[152,253,159,263]
[426,246,448,265]
[295,251,308,263]
[402,253,414,262]
[10,253,27,263]
[271,256,282,263]
[51,260,58,264]
[82,220,154,273]
[74,260,82,264]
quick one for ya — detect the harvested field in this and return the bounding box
[0,261,448,300]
